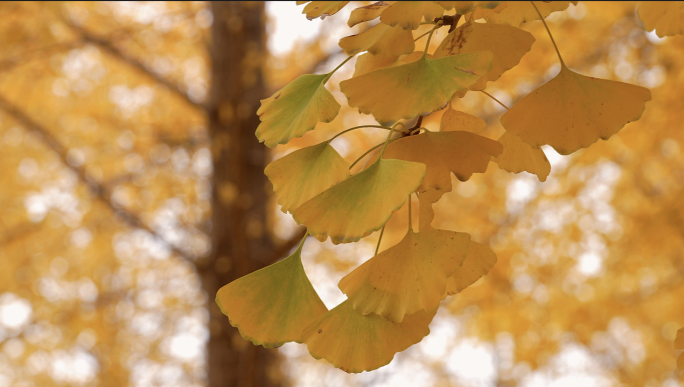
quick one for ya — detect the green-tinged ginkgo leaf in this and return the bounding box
[676,328,684,370]
[371,131,502,201]
[638,1,684,38]
[493,131,550,182]
[256,74,340,147]
[340,52,492,123]
[339,22,414,57]
[300,1,350,20]
[418,188,442,231]
[435,1,501,14]
[380,1,443,30]
[440,106,486,133]
[301,300,436,373]
[293,158,426,244]
[348,1,392,27]
[216,238,328,348]
[485,1,577,26]
[265,142,349,214]
[434,20,535,92]
[339,229,470,322]
[442,241,497,298]
[500,65,652,155]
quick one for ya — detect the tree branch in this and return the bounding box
[0,94,196,263]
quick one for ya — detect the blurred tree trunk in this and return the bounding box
[200,2,281,387]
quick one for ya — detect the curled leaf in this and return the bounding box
[256,74,340,147]
[216,240,328,348]
[493,131,551,182]
[440,106,487,133]
[302,300,435,373]
[380,1,444,30]
[348,1,391,27]
[300,1,350,20]
[442,241,497,297]
[500,65,652,155]
[339,229,470,322]
[484,1,577,27]
[638,1,684,38]
[265,142,349,214]
[339,23,415,57]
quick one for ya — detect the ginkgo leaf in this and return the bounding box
[638,1,684,38]
[340,52,493,123]
[256,74,340,147]
[339,229,470,323]
[300,1,350,20]
[435,1,501,14]
[216,238,328,348]
[265,142,349,214]
[353,53,399,77]
[472,1,508,19]
[493,131,551,182]
[500,65,652,155]
[339,22,415,57]
[676,328,684,370]
[348,1,392,27]
[442,241,497,298]
[434,20,535,91]
[484,1,577,27]
[380,1,443,30]
[293,158,426,244]
[440,106,486,133]
[301,300,435,373]
[418,188,442,231]
[372,131,502,200]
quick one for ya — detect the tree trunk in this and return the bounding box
[200,2,281,387]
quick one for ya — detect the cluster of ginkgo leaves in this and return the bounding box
[216,1,684,374]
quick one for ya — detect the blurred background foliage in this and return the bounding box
[0,1,682,387]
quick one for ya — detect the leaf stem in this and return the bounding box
[480,91,509,110]
[414,29,433,42]
[408,193,413,232]
[422,26,438,59]
[380,122,405,158]
[374,225,386,255]
[295,230,309,253]
[349,137,402,170]
[328,125,394,143]
[323,54,355,83]
[530,1,565,68]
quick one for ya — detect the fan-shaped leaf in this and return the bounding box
[435,1,501,14]
[293,158,426,244]
[380,1,443,30]
[493,131,551,182]
[340,52,493,123]
[339,229,470,322]
[442,241,497,297]
[266,142,349,214]
[440,106,486,133]
[500,65,652,155]
[339,22,415,57]
[216,239,328,348]
[302,300,435,373]
[300,1,350,20]
[256,74,340,147]
[348,1,391,27]
[638,1,684,38]
[353,53,399,77]
[484,1,577,27]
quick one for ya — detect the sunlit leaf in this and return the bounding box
[493,131,551,182]
[293,158,426,244]
[484,1,577,26]
[301,300,435,373]
[638,1,684,38]
[216,239,327,348]
[500,65,652,155]
[348,1,392,27]
[352,53,399,77]
[418,188,442,231]
[380,1,443,30]
[265,142,349,214]
[442,241,497,298]
[339,22,415,57]
[256,74,340,147]
[440,106,486,133]
[300,1,350,20]
[471,1,508,19]
[434,20,535,92]
[340,52,493,123]
[435,1,501,14]
[339,228,470,322]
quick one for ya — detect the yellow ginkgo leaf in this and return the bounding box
[675,328,684,370]
[300,1,350,20]
[293,158,426,244]
[485,1,577,27]
[339,22,415,57]
[440,106,486,133]
[500,65,652,155]
[353,53,399,77]
[339,228,470,322]
[418,188,442,231]
[216,238,328,348]
[348,1,392,27]
[340,52,493,124]
[256,74,340,147]
[435,1,501,14]
[493,131,550,182]
[380,1,444,30]
[302,300,436,373]
[265,142,349,214]
[472,1,508,19]
[442,241,497,298]
[638,1,684,38]
[434,20,535,91]
[373,131,502,200]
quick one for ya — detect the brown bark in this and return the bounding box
[199,2,282,387]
